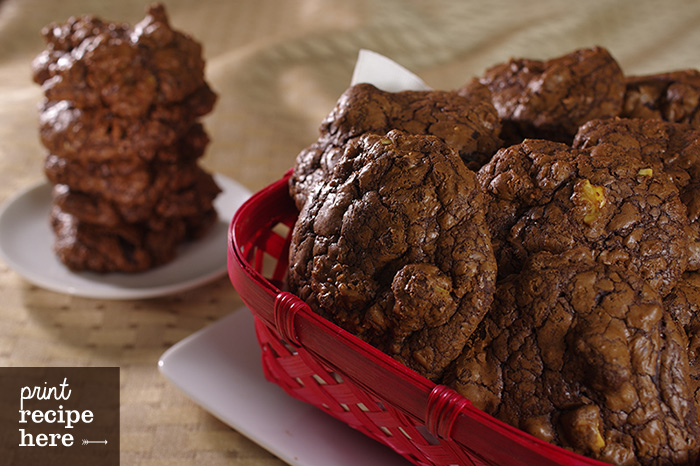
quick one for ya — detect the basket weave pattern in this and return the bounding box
[255,319,483,465]
[227,172,607,466]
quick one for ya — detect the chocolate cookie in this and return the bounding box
[289,81,502,210]
[39,89,215,162]
[443,247,700,465]
[666,272,700,331]
[151,166,221,220]
[49,198,217,274]
[573,117,700,269]
[477,138,689,295]
[49,205,185,273]
[623,70,700,125]
[48,162,221,226]
[32,4,207,117]
[689,317,700,426]
[478,46,625,144]
[288,130,497,380]
[51,184,122,228]
[664,272,700,414]
[46,155,220,224]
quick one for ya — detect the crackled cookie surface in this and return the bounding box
[443,248,700,465]
[574,117,700,270]
[32,4,208,116]
[623,70,700,126]
[479,46,625,144]
[288,130,497,380]
[478,138,689,295]
[289,81,502,210]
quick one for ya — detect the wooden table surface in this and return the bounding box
[1,0,700,464]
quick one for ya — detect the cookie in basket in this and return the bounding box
[573,117,700,271]
[288,129,497,381]
[623,69,700,125]
[477,46,625,144]
[443,246,700,465]
[289,80,502,210]
[477,137,689,295]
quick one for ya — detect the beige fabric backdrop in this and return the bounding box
[1,0,700,464]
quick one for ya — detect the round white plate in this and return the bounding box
[0,174,251,300]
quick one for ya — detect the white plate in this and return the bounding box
[158,308,411,466]
[0,174,250,300]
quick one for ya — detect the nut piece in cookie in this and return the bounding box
[443,247,700,465]
[289,81,502,210]
[478,46,625,144]
[288,130,497,380]
[477,138,689,295]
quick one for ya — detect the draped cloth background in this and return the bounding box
[1,0,699,464]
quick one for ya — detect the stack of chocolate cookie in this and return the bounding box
[31,4,220,273]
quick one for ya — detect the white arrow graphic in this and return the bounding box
[82,439,108,445]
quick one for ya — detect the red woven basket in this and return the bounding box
[227,170,609,466]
